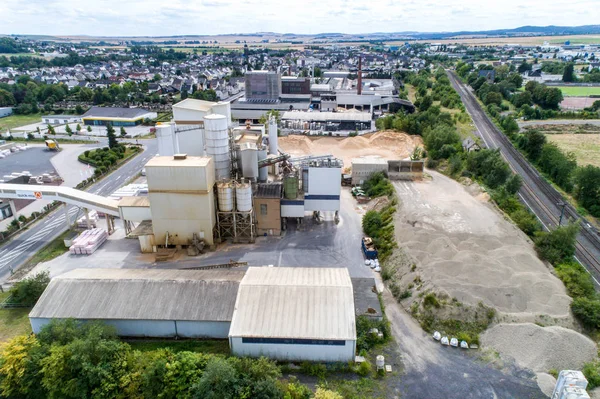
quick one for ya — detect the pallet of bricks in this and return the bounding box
[76,210,98,228]
[69,228,108,255]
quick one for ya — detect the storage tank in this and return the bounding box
[212,101,233,127]
[204,114,230,180]
[236,180,252,212]
[284,175,298,199]
[217,181,234,212]
[268,116,278,155]
[258,147,268,182]
[240,145,259,181]
[175,124,204,156]
[156,123,176,156]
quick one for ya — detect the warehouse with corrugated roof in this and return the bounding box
[229,267,356,362]
[29,268,245,338]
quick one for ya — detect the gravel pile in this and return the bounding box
[482,323,597,372]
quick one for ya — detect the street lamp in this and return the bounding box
[557,201,566,226]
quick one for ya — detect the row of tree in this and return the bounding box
[0,320,344,399]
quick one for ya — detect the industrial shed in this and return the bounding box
[229,267,356,362]
[29,268,245,338]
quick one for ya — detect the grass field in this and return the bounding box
[556,86,600,97]
[0,52,43,58]
[546,133,600,168]
[0,292,32,342]
[0,113,43,133]
[25,230,73,266]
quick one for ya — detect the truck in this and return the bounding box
[45,139,60,151]
[362,236,378,260]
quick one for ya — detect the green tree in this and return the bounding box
[191,358,239,399]
[120,126,127,137]
[571,297,600,329]
[65,124,72,135]
[517,61,532,74]
[9,271,50,306]
[47,124,55,135]
[106,124,118,149]
[562,63,575,82]
[504,174,522,195]
[518,129,546,161]
[0,335,46,398]
[537,143,577,192]
[363,210,383,237]
[75,124,81,133]
[534,222,580,265]
[484,92,503,106]
[314,387,343,399]
[423,125,461,160]
[75,104,84,115]
[87,125,92,132]
[417,94,433,112]
[0,89,16,106]
[574,165,600,217]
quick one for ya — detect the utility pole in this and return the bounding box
[557,201,566,226]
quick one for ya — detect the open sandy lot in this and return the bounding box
[393,171,572,320]
[278,131,423,166]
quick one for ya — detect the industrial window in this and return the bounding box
[241,337,346,346]
[260,204,267,215]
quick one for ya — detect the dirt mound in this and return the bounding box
[482,323,597,372]
[278,131,423,165]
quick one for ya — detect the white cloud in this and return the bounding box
[0,0,598,36]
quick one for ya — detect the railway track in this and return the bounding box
[448,71,600,285]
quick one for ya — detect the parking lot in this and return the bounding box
[0,146,57,179]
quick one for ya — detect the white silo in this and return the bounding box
[156,123,177,156]
[204,114,230,180]
[236,180,253,212]
[212,101,233,127]
[268,116,278,155]
[217,181,234,212]
[258,147,268,182]
[175,125,204,156]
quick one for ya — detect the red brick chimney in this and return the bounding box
[357,56,362,95]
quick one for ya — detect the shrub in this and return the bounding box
[571,297,600,329]
[356,360,372,376]
[9,271,50,306]
[300,362,327,379]
[556,262,596,299]
[84,150,90,157]
[534,223,580,265]
[314,388,343,399]
[423,293,441,309]
[362,172,394,198]
[362,210,383,238]
[583,361,600,390]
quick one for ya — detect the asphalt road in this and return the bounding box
[0,138,158,283]
[448,71,600,285]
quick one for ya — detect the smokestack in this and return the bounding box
[357,56,362,95]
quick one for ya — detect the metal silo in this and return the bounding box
[217,181,234,212]
[204,114,230,180]
[258,147,268,182]
[236,180,253,212]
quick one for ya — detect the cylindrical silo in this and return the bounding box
[258,147,268,182]
[204,114,230,180]
[284,175,298,199]
[268,117,278,156]
[217,180,234,212]
[156,123,175,156]
[240,146,259,181]
[236,180,252,212]
[213,101,233,127]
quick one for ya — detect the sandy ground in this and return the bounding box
[393,171,572,319]
[482,323,597,373]
[278,131,423,166]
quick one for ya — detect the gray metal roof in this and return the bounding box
[229,267,356,341]
[255,183,282,198]
[82,106,152,119]
[30,268,245,322]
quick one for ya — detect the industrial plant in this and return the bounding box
[137,99,343,249]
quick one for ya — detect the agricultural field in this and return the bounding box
[0,292,32,342]
[556,86,600,97]
[546,133,600,168]
[0,52,43,58]
[413,34,600,46]
[0,113,43,133]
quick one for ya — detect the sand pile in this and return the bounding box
[482,323,597,372]
[278,131,423,165]
[393,170,572,319]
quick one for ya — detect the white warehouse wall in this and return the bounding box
[31,318,231,338]
[229,337,356,362]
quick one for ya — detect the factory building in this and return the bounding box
[254,183,283,236]
[245,71,281,101]
[145,154,216,246]
[229,267,356,362]
[81,107,157,127]
[29,268,245,338]
[351,157,424,185]
[281,111,372,132]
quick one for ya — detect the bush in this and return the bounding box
[356,315,391,353]
[583,361,600,390]
[556,262,596,299]
[362,210,383,238]
[571,297,600,329]
[356,360,372,376]
[423,293,441,309]
[509,208,541,237]
[426,158,439,169]
[362,172,394,198]
[9,271,50,306]
[300,362,327,379]
[534,223,580,265]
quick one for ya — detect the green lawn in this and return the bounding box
[0,293,32,342]
[127,339,230,354]
[556,86,600,97]
[25,230,73,266]
[0,113,42,133]
[548,37,600,45]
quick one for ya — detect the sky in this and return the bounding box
[0,0,598,37]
